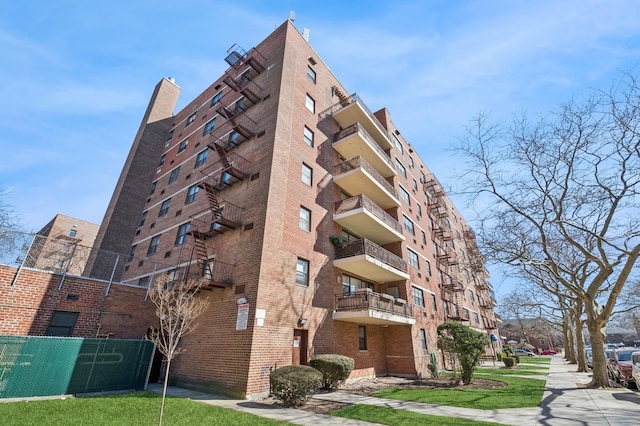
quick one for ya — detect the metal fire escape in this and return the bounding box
[463,228,497,330]
[424,177,468,322]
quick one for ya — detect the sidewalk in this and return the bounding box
[148,357,640,425]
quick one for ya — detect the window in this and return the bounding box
[175,223,190,245]
[69,229,77,237]
[203,258,215,280]
[128,244,137,262]
[408,248,419,269]
[210,91,223,107]
[474,312,480,324]
[305,94,315,113]
[168,167,180,184]
[421,230,427,245]
[138,276,150,287]
[307,66,316,83]
[159,199,171,217]
[296,258,309,286]
[416,204,422,217]
[358,325,367,350]
[303,126,314,147]
[229,131,239,146]
[425,260,432,276]
[409,157,414,168]
[139,211,147,226]
[235,98,245,114]
[342,274,374,294]
[399,186,410,205]
[302,163,313,186]
[443,300,450,316]
[420,329,428,350]
[45,311,79,337]
[203,119,216,135]
[158,154,166,167]
[166,130,174,141]
[150,181,157,195]
[299,206,311,231]
[403,215,415,235]
[392,133,403,154]
[195,150,208,168]
[396,159,407,178]
[431,294,437,311]
[540,338,546,345]
[178,139,188,153]
[186,112,196,127]
[147,235,160,255]
[412,286,425,307]
[185,184,199,204]
[463,308,470,320]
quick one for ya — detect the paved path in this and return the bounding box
[148,357,640,425]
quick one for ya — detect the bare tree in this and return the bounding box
[0,188,23,258]
[454,72,640,388]
[148,275,210,426]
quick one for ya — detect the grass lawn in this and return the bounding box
[374,374,546,410]
[332,405,502,425]
[476,364,549,375]
[0,392,287,426]
[520,357,552,365]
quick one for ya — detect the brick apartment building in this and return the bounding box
[89,19,500,398]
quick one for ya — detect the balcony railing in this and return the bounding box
[335,195,402,235]
[335,289,412,318]
[334,123,393,170]
[320,93,391,142]
[335,239,407,273]
[334,156,397,199]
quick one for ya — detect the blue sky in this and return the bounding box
[2,1,640,296]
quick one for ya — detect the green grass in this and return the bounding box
[0,393,287,426]
[476,364,549,375]
[375,374,546,410]
[519,357,551,365]
[332,405,502,425]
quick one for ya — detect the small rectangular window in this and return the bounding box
[45,311,79,337]
[195,150,208,168]
[358,325,367,350]
[158,154,166,167]
[168,167,180,184]
[396,159,407,178]
[296,258,309,286]
[408,248,419,269]
[474,312,480,324]
[139,211,147,226]
[150,181,157,195]
[185,184,199,204]
[210,91,223,107]
[421,230,427,245]
[175,223,190,245]
[203,119,216,135]
[307,66,316,84]
[302,163,313,186]
[403,215,415,235]
[392,133,403,154]
[178,139,188,153]
[420,329,428,351]
[469,289,475,303]
[299,206,311,232]
[229,131,239,146]
[399,186,410,205]
[186,112,196,127]
[412,286,425,307]
[147,235,160,255]
[128,245,137,263]
[305,94,315,113]
[431,294,437,311]
[69,229,77,237]
[166,130,174,141]
[303,126,314,147]
[159,199,171,217]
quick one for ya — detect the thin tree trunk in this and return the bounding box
[574,301,587,372]
[564,314,576,363]
[159,357,172,426]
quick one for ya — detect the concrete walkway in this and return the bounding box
[148,357,640,425]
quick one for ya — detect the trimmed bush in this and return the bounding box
[496,352,503,361]
[269,365,322,407]
[503,357,516,368]
[309,354,355,390]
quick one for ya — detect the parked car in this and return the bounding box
[515,348,536,357]
[632,352,640,387]
[609,347,637,387]
[541,350,557,355]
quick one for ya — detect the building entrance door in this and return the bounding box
[292,329,308,365]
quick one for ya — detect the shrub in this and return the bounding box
[496,352,503,361]
[427,352,440,378]
[514,355,520,364]
[269,365,322,407]
[503,357,516,368]
[309,354,355,390]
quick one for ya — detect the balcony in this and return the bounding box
[321,93,392,151]
[333,238,409,283]
[333,123,395,178]
[333,290,415,325]
[334,157,400,209]
[334,195,404,245]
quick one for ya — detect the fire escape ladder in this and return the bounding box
[215,103,256,141]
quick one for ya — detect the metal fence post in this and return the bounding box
[10,233,36,286]
[104,254,120,296]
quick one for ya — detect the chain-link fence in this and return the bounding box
[0,336,155,398]
[0,229,175,289]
